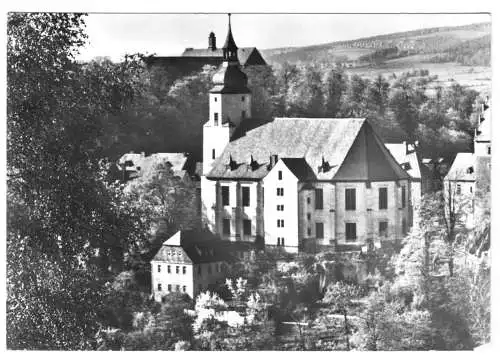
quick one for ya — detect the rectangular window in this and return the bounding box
[222,218,231,235]
[379,187,388,210]
[241,96,245,102]
[157,265,161,273]
[176,285,180,292]
[277,237,281,246]
[278,170,283,180]
[307,227,311,236]
[183,286,186,293]
[242,186,250,207]
[315,188,323,210]
[157,283,162,291]
[346,223,357,241]
[276,187,284,196]
[243,219,251,236]
[277,205,284,211]
[488,146,491,155]
[182,266,186,275]
[214,112,219,125]
[222,186,230,206]
[212,149,216,160]
[316,222,324,238]
[402,186,406,207]
[379,221,388,238]
[176,266,179,274]
[345,188,356,210]
[167,265,171,274]
[215,97,217,102]
[168,284,172,292]
[281,220,284,228]
[307,213,311,220]
[241,110,246,119]
[457,184,462,195]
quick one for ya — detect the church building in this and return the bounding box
[200,16,413,253]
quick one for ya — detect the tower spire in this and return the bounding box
[223,13,238,62]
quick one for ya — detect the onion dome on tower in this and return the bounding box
[211,14,250,94]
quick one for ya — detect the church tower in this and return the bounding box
[203,14,252,175]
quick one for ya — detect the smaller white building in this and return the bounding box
[150,230,233,301]
[117,152,190,182]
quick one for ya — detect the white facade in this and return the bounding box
[263,160,300,252]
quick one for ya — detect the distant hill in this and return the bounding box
[261,22,491,67]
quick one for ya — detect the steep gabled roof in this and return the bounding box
[333,122,410,181]
[207,117,366,180]
[281,158,317,180]
[385,143,422,180]
[445,152,476,181]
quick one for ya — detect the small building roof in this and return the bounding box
[385,142,422,180]
[117,152,188,179]
[445,152,476,182]
[151,230,234,264]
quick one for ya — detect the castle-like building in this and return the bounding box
[200,16,414,253]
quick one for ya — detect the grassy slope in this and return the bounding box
[261,22,491,93]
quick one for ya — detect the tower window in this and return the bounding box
[212,149,216,160]
[278,171,283,180]
[242,186,250,206]
[243,219,251,236]
[487,146,491,155]
[214,112,219,125]
[223,218,231,235]
[241,96,245,102]
[277,219,284,228]
[214,97,217,102]
[379,187,388,210]
[241,110,246,120]
[346,223,357,241]
[157,265,161,273]
[315,188,323,210]
[316,223,324,239]
[277,187,284,196]
[222,186,230,206]
[345,188,356,210]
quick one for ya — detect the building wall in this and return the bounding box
[151,261,194,301]
[443,179,475,229]
[475,141,491,157]
[334,180,410,244]
[205,179,264,242]
[193,261,228,296]
[203,123,231,176]
[263,161,299,252]
[299,182,337,246]
[209,93,251,129]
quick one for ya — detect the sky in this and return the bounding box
[76,13,490,62]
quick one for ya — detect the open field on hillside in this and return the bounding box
[346,61,491,95]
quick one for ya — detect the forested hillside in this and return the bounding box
[262,22,491,67]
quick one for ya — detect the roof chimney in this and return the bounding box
[208,31,216,50]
